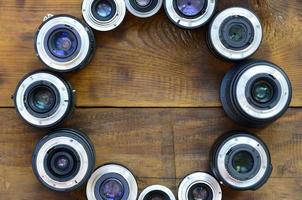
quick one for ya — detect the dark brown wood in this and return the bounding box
[1,108,302,199]
[0,0,301,107]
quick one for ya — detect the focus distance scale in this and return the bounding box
[11,0,291,199]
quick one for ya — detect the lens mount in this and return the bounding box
[139,185,176,200]
[220,60,292,127]
[211,131,272,190]
[208,7,262,60]
[125,0,163,18]
[34,14,95,72]
[82,0,126,31]
[14,70,73,128]
[86,164,138,200]
[164,0,216,29]
[32,129,95,192]
[178,172,222,200]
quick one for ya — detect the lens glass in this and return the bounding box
[96,0,113,18]
[188,183,212,200]
[232,151,254,174]
[54,155,70,171]
[229,24,245,42]
[252,80,274,104]
[176,0,206,17]
[49,29,78,58]
[30,86,55,113]
[145,191,169,200]
[135,0,152,7]
[100,178,124,200]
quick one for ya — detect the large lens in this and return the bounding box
[100,178,124,199]
[188,183,212,200]
[252,80,274,104]
[232,151,254,174]
[49,29,78,58]
[135,0,152,7]
[176,0,206,17]
[29,86,55,113]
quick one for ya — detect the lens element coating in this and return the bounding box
[96,0,113,18]
[55,156,70,170]
[100,178,124,199]
[229,24,245,42]
[29,86,56,113]
[176,0,205,16]
[49,29,78,58]
[135,0,152,7]
[188,183,212,200]
[252,80,274,103]
[232,151,254,174]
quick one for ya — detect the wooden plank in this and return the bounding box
[1,108,302,199]
[0,0,301,107]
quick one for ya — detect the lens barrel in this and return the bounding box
[164,0,216,29]
[220,60,292,127]
[34,14,95,72]
[139,185,176,200]
[14,70,74,128]
[32,129,95,192]
[210,131,272,190]
[178,172,222,200]
[207,7,262,60]
[86,164,138,200]
[82,0,126,31]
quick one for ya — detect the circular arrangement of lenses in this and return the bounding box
[14,71,73,128]
[211,131,273,190]
[34,15,95,72]
[32,129,95,192]
[208,7,262,60]
[220,60,292,127]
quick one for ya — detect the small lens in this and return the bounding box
[96,0,113,18]
[49,29,78,58]
[232,151,254,174]
[176,0,205,17]
[30,86,55,113]
[188,183,211,200]
[229,24,245,42]
[100,178,124,199]
[135,0,151,7]
[252,80,274,103]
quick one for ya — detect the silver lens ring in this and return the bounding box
[82,0,126,31]
[139,185,176,200]
[164,0,216,29]
[35,15,94,72]
[86,164,138,200]
[14,71,72,128]
[209,7,262,60]
[178,172,222,200]
[125,0,163,18]
[35,137,90,190]
[216,136,269,189]
[235,65,290,119]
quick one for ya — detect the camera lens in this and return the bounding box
[125,0,163,18]
[82,0,126,31]
[139,185,176,200]
[100,178,124,199]
[14,70,74,128]
[34,14,95,72]
[86,164,138,200]
[32,129,95,192]
[207,7,262,60]
[164,0,216,29]
[178,172,222,200]
[211,131,273,190]
[220,60,292,127]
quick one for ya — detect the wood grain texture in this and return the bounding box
[0,0,301,107]
[1,108,302,199]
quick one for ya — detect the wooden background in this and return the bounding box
[0,0,301,199]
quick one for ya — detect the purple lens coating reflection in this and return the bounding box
[176,0,206,16]
[135,0,151,7]
[100,179,124,200]
[50,30,77,58]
